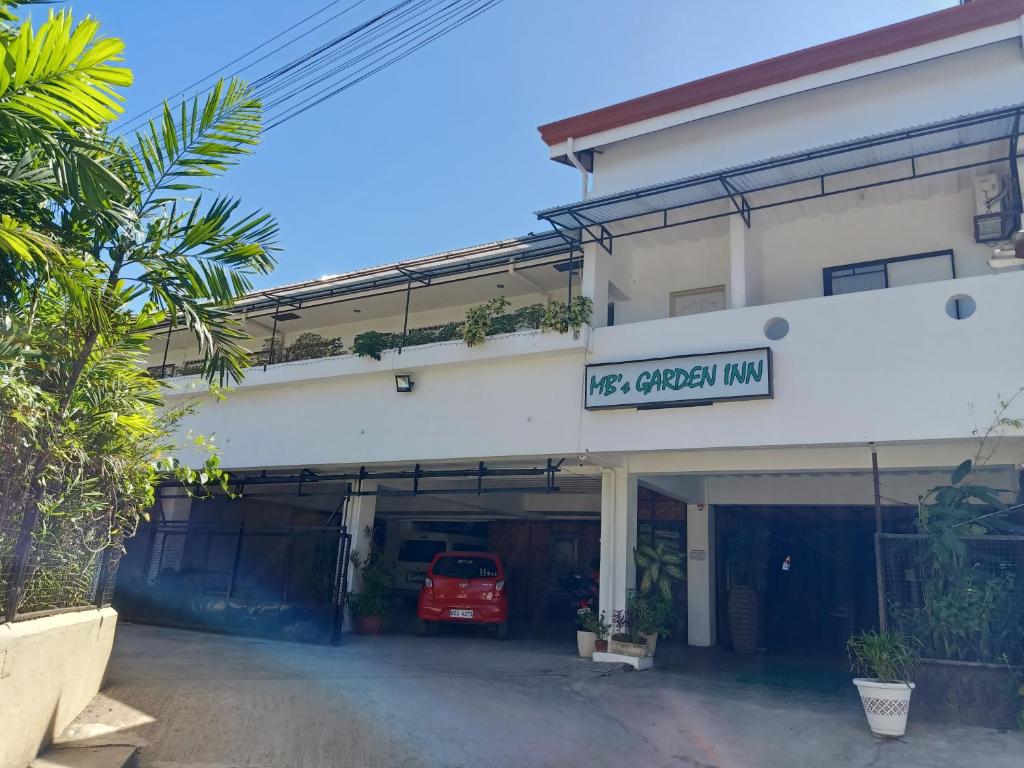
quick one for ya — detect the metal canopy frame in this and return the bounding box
[230,232,571,318]
[156,460,567,500]
[536,104,1024,244]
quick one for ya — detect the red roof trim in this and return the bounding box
[538,0,1024,147]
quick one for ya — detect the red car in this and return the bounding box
[417,551,509,639]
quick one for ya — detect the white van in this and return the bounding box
[393,532,488,595]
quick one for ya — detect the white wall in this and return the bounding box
[0,608,118,768]
[759,183,996,303]
[591,179,1002,325]
[609,223,729,324]
[166,271,1024,470]
[592,40,1024,195]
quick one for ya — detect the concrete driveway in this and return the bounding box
[58,623,1023,768]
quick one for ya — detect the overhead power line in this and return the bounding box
[264,0,505,131]
[114,0,505,138]
[114,0,374,135]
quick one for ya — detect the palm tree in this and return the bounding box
[0,6,133,308]
[1,4,281,618]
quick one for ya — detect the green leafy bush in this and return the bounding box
[541,295,593,333]
[848,630,921,683]
[285,332,345,362]
[889,459,1024,663]
[578,609,610,639]
[347,550,396,618]
[462,296,510,347]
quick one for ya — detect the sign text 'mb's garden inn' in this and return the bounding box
[584,348,772,410]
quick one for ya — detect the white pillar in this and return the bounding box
[598,467,638,624]
[580,242,610,328]
[346,481,378,594]
[728,215,748,309]
[598,469,616,622]
[687,501,717,647]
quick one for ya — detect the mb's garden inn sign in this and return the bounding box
[584,348,772,410]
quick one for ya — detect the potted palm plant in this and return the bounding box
[848,630,921,737]
[347,550,395,636]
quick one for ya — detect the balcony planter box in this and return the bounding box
[853,679,915,737]
[609,635,649,658]
[576,630,597,658]
[913,658,1021,730]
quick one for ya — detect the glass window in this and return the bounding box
[398,539,446,563]
[829,264,886,295]
[432,556,499,579]
[824,251,954,296]
[670,285,726,317]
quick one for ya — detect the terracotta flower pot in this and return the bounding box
[594,639,608,652]
[356,614,383,636]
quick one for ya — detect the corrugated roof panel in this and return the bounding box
[537,105,1023,229]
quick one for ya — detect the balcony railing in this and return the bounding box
[150,303,550,380]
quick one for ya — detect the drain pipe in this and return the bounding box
[566,137,590,200]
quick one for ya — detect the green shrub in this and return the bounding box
[847,630,921,683]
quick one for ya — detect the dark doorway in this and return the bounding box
[716,506,912,660]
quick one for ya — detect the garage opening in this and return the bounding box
[376,471,601,640]
[114,462,604,644]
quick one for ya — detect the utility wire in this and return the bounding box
[113,0,373,135]
[260,0,477,116]
[253,0,439,102]
[115,0,504,140]
[265,0,504,131]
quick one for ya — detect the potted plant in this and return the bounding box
[577,609,609,658]
[347,549,395,636]
[848,630,921,737]
[631,593,673,655]
[725,521,769,654]
[608,606,648,658]
[634,541,684,651]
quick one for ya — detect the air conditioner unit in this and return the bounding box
[973,174,1018,243]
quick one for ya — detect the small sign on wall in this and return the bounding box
[584,348,772,410]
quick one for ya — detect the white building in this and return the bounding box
[126,1,1024,653]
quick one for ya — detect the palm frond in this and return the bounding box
[125,79,262,213]
[0,11,131,133]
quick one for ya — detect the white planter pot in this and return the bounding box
[852,678,915,737]
[576,630,596,658]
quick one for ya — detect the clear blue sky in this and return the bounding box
[71,0,953,289]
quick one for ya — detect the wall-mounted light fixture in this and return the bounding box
[395,374,414,393]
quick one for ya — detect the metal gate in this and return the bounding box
[114,518,352,643]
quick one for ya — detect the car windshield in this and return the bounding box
[432,556,499,579]
[398,540,446,563]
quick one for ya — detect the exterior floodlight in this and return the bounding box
[395,374,414,393]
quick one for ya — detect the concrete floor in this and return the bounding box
[58,623,1024,768]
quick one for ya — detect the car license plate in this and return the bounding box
[450,609,473,619]
[406,572,424,583]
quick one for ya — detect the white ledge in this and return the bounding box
[164,326,590,396]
